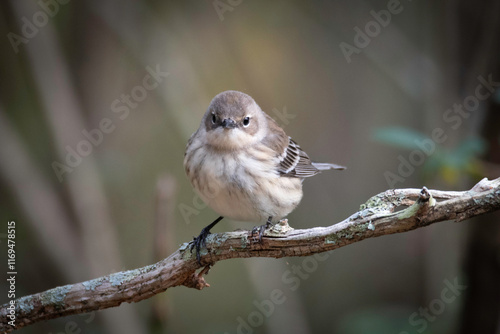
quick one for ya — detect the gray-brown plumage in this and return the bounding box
[184,90,345,264]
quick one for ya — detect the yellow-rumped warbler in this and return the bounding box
[184,90,345,263]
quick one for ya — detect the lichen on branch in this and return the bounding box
[1,177,499,333]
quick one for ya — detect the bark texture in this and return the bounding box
[1,177,499,333]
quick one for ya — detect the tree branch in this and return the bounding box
[2,177,500,333]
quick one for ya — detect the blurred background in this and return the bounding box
[1,0,499,333]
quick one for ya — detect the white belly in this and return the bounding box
[186,147,303,223]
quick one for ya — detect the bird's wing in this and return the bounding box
[262,113,344,178]
[277,138,321,178]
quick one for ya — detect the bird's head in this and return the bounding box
[202,90,267,151]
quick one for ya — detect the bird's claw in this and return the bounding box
[251,222,271,243]
[190,228,211,266]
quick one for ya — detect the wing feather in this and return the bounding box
[261,113,345,178]
[278,138,321,178]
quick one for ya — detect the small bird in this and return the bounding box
[184,90,345,264]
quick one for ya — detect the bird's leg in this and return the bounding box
[251,216,273,242]
[191,216,224,265]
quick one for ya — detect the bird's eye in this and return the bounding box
[211,114,217,124]
[243,116,250,127]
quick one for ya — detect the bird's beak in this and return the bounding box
[221,118,237,129]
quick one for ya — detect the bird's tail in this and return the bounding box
[312,162,346,171]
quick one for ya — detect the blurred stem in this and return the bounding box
[151,175,177,332]
[0,107,83,281]
[459,77,500,334]
[154,175,177,259]
[10,0,122,279]
[452,0,500,331]
[89,0,201,141]
[9,1,145,333]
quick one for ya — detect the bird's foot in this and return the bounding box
[190,227,212,266]
[190,216,224,266]
[251,218,273,242]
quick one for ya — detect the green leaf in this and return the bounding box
[453,137,487,161]
[373,127,432,151]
